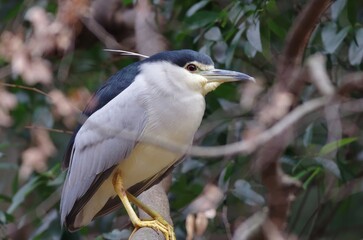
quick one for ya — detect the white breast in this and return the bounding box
[119,62,206,187]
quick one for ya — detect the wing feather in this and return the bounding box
[63,62,141,169]
[60,81,147,227]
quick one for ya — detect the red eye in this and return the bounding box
[186,64,197,72]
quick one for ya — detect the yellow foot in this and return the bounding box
[129,219,176,240]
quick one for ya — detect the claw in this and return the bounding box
[113,170,176,240]
[130,219,175,240]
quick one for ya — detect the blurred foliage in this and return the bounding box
[1,0,363,239]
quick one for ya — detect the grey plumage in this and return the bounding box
[60,49,253,231]
[61,83,147,229]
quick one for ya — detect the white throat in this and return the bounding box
[139,61,204,95]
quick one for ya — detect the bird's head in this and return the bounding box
[143,49,254,95]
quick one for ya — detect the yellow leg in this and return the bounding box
[112,170,175,240]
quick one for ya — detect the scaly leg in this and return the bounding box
[112,170,175,240]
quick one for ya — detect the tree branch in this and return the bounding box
[277,0,333,91]
[130,178,172,240]
[232,1,334,238]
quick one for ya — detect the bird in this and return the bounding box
[60,49,254,239]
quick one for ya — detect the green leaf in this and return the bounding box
[243,41,257,58]
[186,11,219,30]
[0,210,14,224]
[232,179,265,206]
[0,211,6,223]
[199,41,213,57]
[260,20,271,60]
[0,194,11,202]
[122,0,133,6]
[212,41,227,63]
[347,0,357,26]
[348,28,363,65]
[204,27,222,41]
[228,2,244,26]
[246,19,262,52]
[7,176,41,214]
[186,0,210,17]
[46,172,65,187]
[331,0,347,20]
[319,137,357,156]
[225,28,244,67]
[266,0,279,13]
[267,19,286,40]
[29,210,58,239]
[222,162,234,182]
[302,168,322,189]
[314,157,341,178]
[33,107,54,128]
[321,23,349,54]
[0,1,23,23]
[303,124,314,147]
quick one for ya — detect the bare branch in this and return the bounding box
[1,82,51,99]
[232,208,268,240]
[324,102,342,157]
[189,97,332,157]
[249,1,333,236]
[24,125,73,135]
[338,72,363,95]
[307,54,335,96]
[222,206,232,240]
[134,0,168,56]
[307,54,341,160]
[130,179,172,240]
[277,0,333,90]
[80,12,124,49]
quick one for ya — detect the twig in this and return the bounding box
[24,125,73,135]
[232,208,269,240]
[1,82,51,99]
[80,12,124,50]
[188,96,332,157]
[1,82,82,117]
[306,54,335,96]
[57,51,74,82]
[222,205,232,240]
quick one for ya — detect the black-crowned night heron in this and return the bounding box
[60,49,254,239]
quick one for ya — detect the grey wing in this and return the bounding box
[60,90,146,227]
